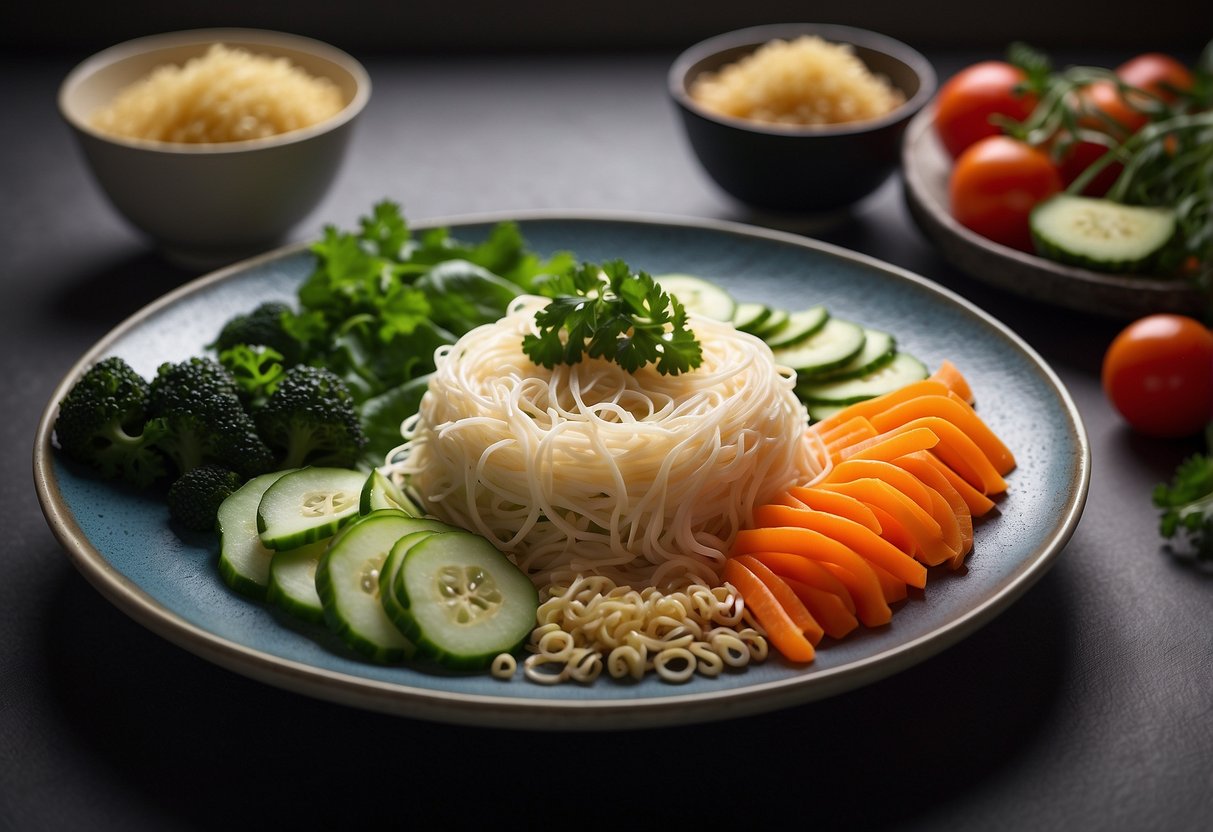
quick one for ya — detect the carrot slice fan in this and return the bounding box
[734,360,1015,662]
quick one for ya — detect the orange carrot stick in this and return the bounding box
[732,529,892,627]
[733,555,825,645]
[918,451,997,516]
[870,394,1016,476]
[811,379,951,434]
[781,577,859,640]
[722,558,816,662]
[849,419,1007,495]
[868,503,916,554]
[836,426,940,465]
[751,503,927,588]
[787,485,883,534]
[868,562,908,604]
[929,360,974,404]
[820,478,957,567]
[744,550,857,614]
[825,457,934,514]
[824,422,880,461]
[817,415,877,446]
[825,456,963,557]
[897,451,974,559]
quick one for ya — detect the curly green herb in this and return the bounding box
[522,260,703,376]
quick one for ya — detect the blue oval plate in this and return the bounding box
[33,213,1089,730]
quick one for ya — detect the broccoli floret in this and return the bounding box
[255,365,367,469]
[167,464,244,531]
[218,344,287,408]
[210,301,304,366]
[148,357,275,479]
[54,356,168,488]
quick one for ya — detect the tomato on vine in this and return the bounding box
[933,61,1038,159]
[1079,52,1195,134]
[949,135,1063,251]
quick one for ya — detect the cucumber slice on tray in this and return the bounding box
[381,530,540,670]
[766,306,829,350]
[360,468,422,516]
[258,467,366,550]
[315,511,436,662]
[752,307,791,341]
[811,328,897,381]
[654,274,737,321]
[266,538,330,625]
[798,352,929,406]
[771,317,866,375]
[732,301,774,334]
[217,469,295,598]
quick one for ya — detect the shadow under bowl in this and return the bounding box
[669,23,936,213]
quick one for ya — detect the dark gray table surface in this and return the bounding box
[3,49,1210,831]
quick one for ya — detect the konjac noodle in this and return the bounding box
[389,296,821,592]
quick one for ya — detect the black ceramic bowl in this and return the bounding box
[669,23,936,212]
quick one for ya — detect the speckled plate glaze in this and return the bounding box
[902,107,1204,320]
[33,213,1089,730]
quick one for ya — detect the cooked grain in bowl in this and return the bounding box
[90,43,346,143]
[689,35,905,127]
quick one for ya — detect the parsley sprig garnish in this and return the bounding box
[523,260,703,375]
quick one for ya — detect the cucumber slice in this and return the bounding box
[752,307,790,340]
[266,538,331,625]
[360,468,422,516]
[1030,194,1176,272]
[378,527,460,634]
[798,352,928,405]
[257,467,366,550]
[810,328,897,381]
[732,301,773,334]
[772,317,866,375]
[314,512,443,662]
[385,531,539,670]
[216,470,295,598]
[653,274,737,321]
[766,306,829,350]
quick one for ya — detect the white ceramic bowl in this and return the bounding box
[59,28,371,268]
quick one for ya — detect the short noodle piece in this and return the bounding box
[520,575,768,684]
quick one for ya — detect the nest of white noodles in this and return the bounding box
[388,296,821,591]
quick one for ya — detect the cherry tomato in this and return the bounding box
[1053,133,1123,197]
[1117,52,1194,101]
[1079,52,1194,135]
[933,61,1037,159]
[1102,314,1213,438]
[949,136,1063,251]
